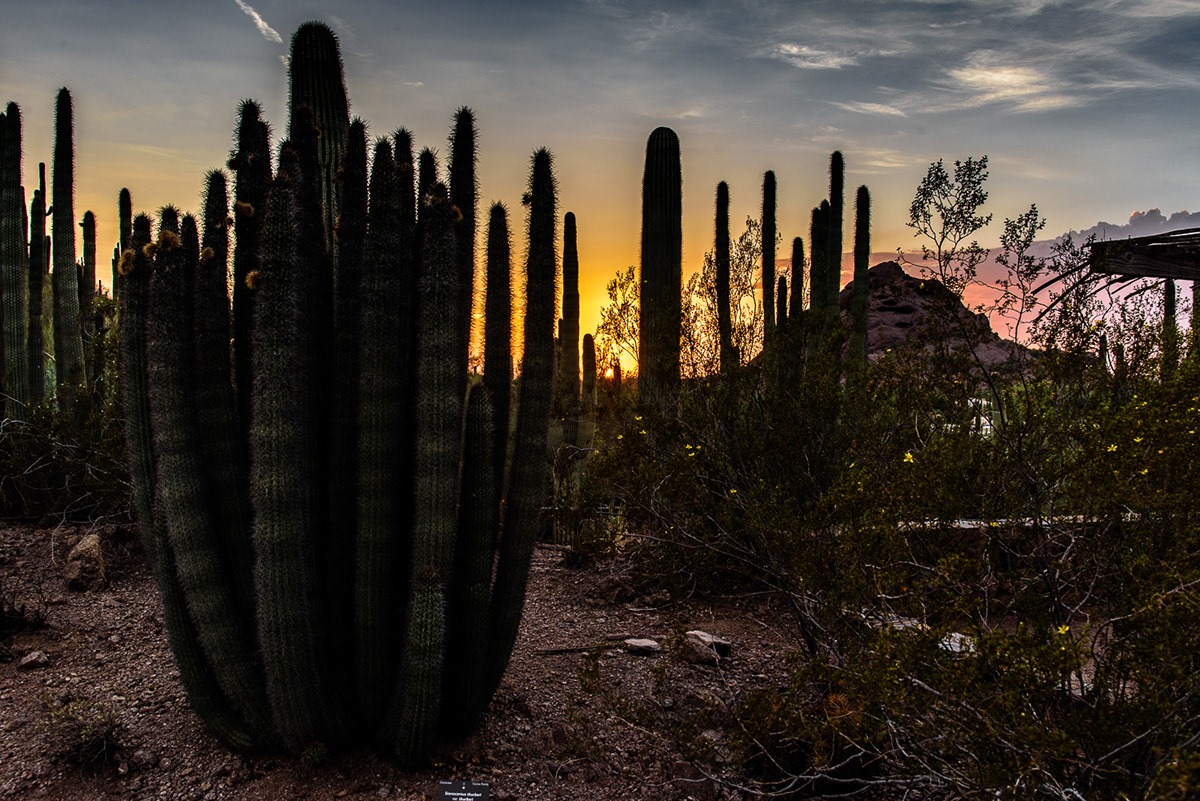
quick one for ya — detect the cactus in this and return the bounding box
[483,202,512,499]
[637,127,681,404]
[27,188,45,404]
[557,211,581,446]
[124,60,556,763]
[762,170,777,336]
[789,237,804,331]
[777,275,787,332]
[809,202,829,332]
[826,151,844,322]
[715,181,734,374]
[51,89,85,413]
[1,102,26,415]
[228,99,271,442]
[449,107,477,395]
[849,185,871,368]
[288,21,349,256]
[80,210,96,339]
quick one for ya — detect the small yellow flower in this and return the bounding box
[730,488,737,494]
[1134,437,1143,443]
[1107,444,1118,452]
[1140,468,1149,475]
[1056,625,1070,636]
[903,452,914,463]
[617,434,623,440]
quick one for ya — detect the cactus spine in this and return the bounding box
[637,127,681,404]
[715,181,734,374]
[1,102,26,415]
[52,88,85,413]
[849,185,871,368]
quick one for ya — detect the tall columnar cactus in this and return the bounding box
[228,99,272,441]
[557,211,581,446]
[809,202,829,328]
[80,210,96,337]
[849,185,871,368]
[111,188,132,300]
[483,202,512,499]
[1,102,26,414]
[52,88,85,413]
[776,276,787,331]
[789,236,804,330]
[288,21,349,256]
[638,126,681,404]
[762,170,777,336]
[715,181,734,374]
[27,188,45,404]
[826,151,845,322]
[449,107,477,394]
[123,68,556,765]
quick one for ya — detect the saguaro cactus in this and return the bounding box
[122,63,556,766]
[52,88,85,413]
[80,210,96,337]
[849,185,871,368]
[559,211,581,406]
[715,181,734,374]
[762,170,777,335]
[827,151,845,322]
[638,126,682,404]
[1,102,26,414]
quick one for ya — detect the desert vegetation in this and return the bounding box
[1,18,1198,801]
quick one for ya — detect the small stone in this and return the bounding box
[685,630,732,656]
[17,651,49,671]
[64,532,106,591]
[623,638,661,655]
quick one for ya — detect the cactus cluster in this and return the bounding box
[119,22,556,764]
[0,89,104,421]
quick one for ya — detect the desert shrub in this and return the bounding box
[38,694,123,770]
[0,294,128,522]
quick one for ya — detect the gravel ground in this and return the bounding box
[0,523,814,801]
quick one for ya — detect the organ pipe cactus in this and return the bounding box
[288,22,349,256]
[80,210,96,337]
[121,69,555,765]
[482,202,512,500]
[449,107,477,396]
[28,188,45,404]
[638,126,682,404]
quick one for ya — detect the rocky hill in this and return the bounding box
[836,260,1024,367]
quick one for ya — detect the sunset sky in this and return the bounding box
[3,0,1199,342]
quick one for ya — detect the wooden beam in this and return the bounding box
[1089,242,1200,281]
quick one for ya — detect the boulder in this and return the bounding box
[17,650,49,671]
[64,532,105,591]
[679,630,732,665]
[622,638,661,656]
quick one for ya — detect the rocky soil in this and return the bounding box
[0,523,815,801]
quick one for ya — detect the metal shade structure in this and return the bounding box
[1087,227,1200,280]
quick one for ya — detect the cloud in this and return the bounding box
[234,0,283,44]
[772,43,859,70]
[833,101,907,117]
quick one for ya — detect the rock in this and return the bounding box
[681,630,732,663]
[64,532,105,591]
[17,651,49,671]
[622,638,661,655]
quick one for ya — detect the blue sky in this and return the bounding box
[2,0,1198,335]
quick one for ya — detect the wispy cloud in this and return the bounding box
[772,43,858,70]
[234,0,282,44]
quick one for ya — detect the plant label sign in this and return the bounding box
[438,780,490,801]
